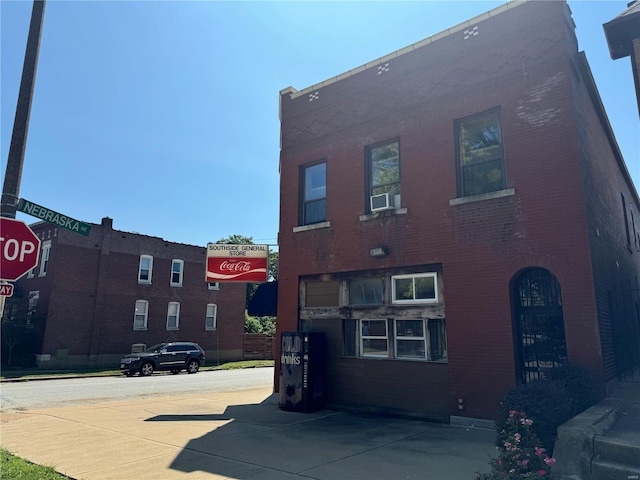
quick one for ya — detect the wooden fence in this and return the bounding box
[243,334,275,360]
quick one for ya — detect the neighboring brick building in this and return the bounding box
[604,0,640,117]
[277,0,640,423]
[3,217,246,368]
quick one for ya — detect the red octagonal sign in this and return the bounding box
[0,218,41,282]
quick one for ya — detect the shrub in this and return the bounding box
[498,379,573,452]
[547,365,598,417]
[475,410,555,480]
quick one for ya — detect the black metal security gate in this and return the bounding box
[513,268,568,384]
[609,288,640,382]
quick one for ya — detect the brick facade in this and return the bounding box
[7,217,246,368]
[277,0,640,422]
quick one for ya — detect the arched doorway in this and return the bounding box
[512,268,568,383]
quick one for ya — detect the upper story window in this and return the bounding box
[170,259,184,286]
[206,303,217,330]
[166,302,180,330]
[208,282,220,290]
[133,300,148,330]
[39,240,51,276]
[622,194,631,249]
[367,140,400,211]
[391,273,438,304]
[138,255,153,284]
[27,291,39,325]
[455,108,505,197]
[301,161,326,225]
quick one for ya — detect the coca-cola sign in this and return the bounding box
[206,244,268,283]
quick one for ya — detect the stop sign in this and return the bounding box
[0,218,41,282]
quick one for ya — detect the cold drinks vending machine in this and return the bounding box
[279,331,326,412]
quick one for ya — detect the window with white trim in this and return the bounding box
[170,259,184,286]
[39,241,51,276]
[166,302,180,330]
[208,282,220,290]
[138,255,153,284]
[360,319,389,357]
[345,318,447,362]
[391,273,438,304]
[134,300,149,330]
[206,303,217,330]
[395,319,447,361]
[27,291,39,325]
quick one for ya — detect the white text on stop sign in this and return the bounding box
[0,236,36,262]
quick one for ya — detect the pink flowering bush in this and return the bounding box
[475,410,555,480]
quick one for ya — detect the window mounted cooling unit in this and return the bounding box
[370,193,393,212]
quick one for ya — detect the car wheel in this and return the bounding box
[170,368,181,375]
[187,359,200,374]
[140,362,154,376]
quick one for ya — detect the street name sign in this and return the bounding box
[0,217,41,282]
[17,198,91,236]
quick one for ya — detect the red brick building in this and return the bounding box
[4,217,246,368]
[277,0,640,423]
[604,0,640,117]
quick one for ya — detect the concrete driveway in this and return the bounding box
[0,387,496,480]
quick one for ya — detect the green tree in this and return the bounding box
[244,311,276,336]
[215,234,254,245]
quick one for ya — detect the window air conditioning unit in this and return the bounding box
[370,193,394,212]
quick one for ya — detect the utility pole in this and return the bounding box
[1,0,46,219]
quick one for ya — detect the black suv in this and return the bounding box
[120,342,205,376]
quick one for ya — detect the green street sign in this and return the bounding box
[17,199,92,236]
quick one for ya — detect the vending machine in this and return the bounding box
[278,331,326,413]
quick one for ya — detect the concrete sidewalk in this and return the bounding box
[0,387,496,480]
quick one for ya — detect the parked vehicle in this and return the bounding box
[120,342,205,376]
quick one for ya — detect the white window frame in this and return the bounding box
[206,303,217,330]
[360,319,389,358]
[391,272,438,304]
[351,318,447,362]
[39,240,51,277]
[166,302,180,330]
[27,291,39,325]
[394,319,427,360]
[170,259,184,286]
[138,255,153,284]
[208,282,220,290]
[134,300,149,330]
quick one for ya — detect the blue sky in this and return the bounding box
[2,0,638,248]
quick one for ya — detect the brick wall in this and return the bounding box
[15,219,246,368]
[277,1,636,419]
